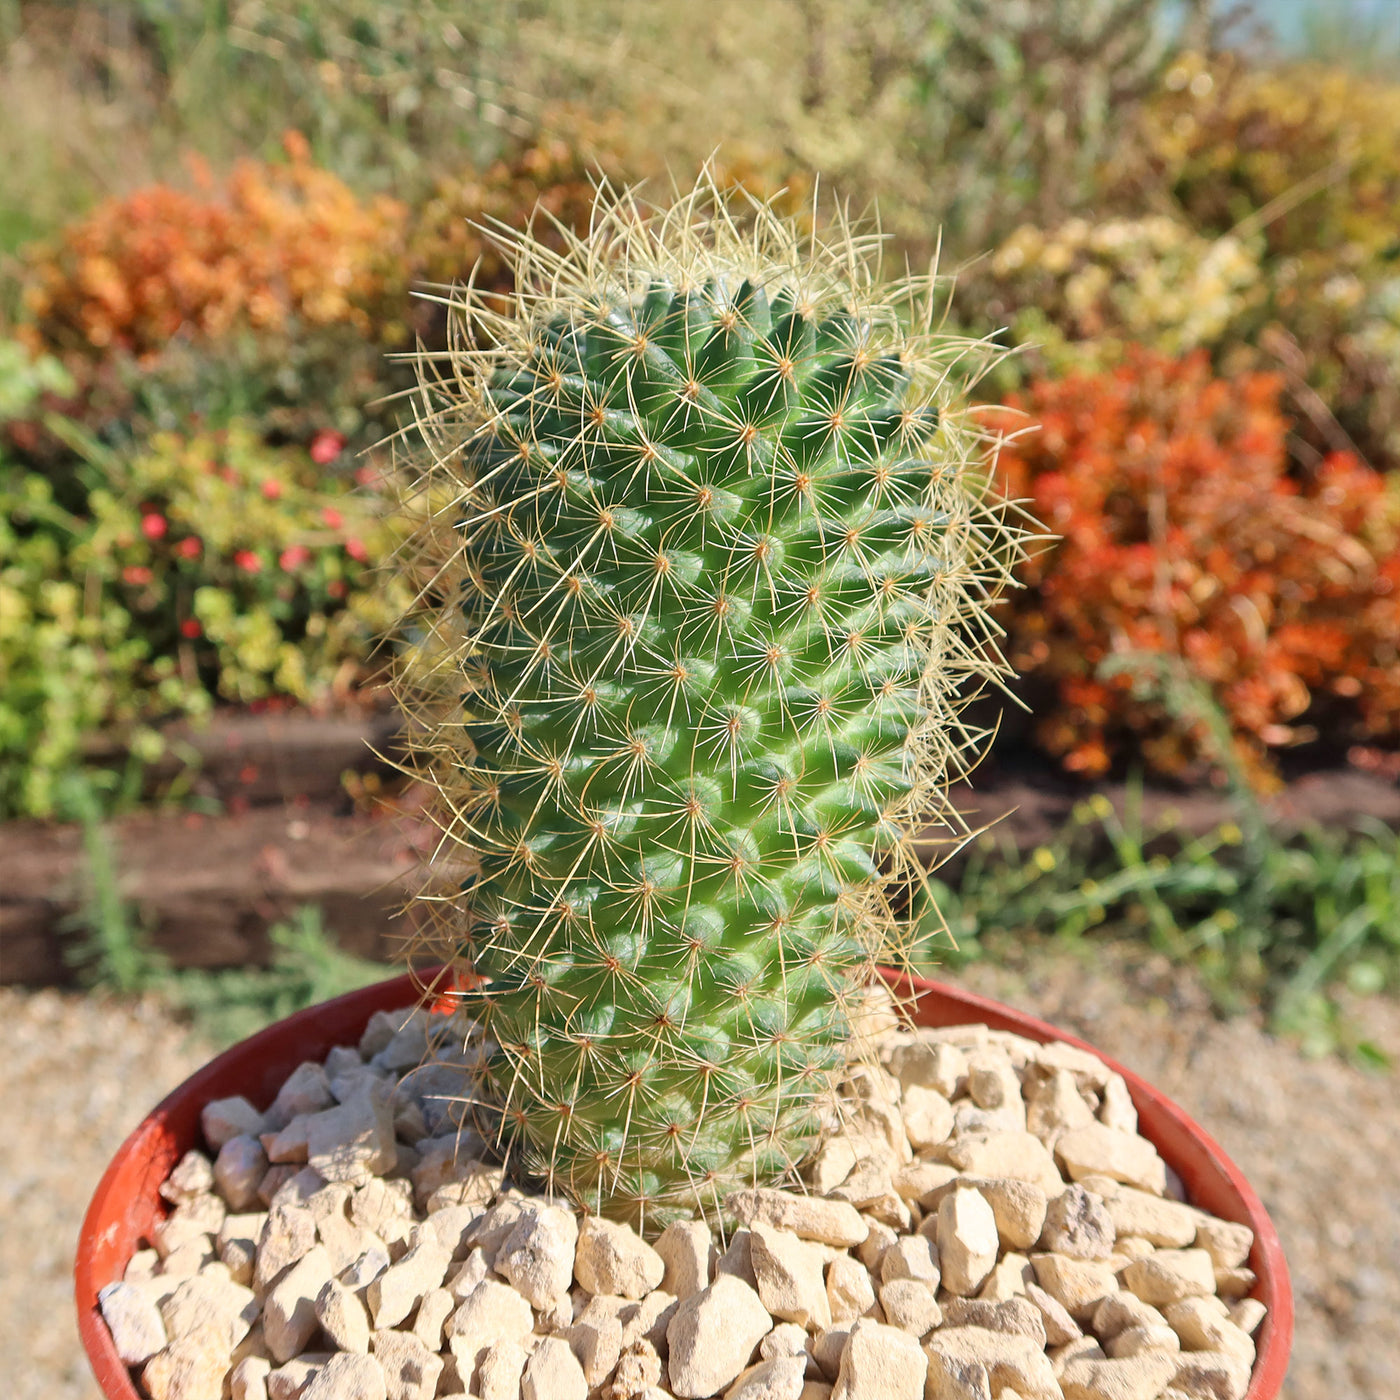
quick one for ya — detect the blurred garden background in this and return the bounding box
[4,5,1400,1399]
[1,0,1399,1059]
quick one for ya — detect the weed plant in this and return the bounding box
[923,658,1400,1060]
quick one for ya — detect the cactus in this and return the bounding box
[394,174,1027,1230]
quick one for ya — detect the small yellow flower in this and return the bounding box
[1032,847,1057,872]
[1218,822,1243,846]
[1089,793,1113,820]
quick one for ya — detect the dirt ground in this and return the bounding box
[3,944,1396,1400]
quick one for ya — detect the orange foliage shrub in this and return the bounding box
[993,350,1400,782]
[22,133,410,360]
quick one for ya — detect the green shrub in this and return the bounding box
[0,468,151,818]
[0,341,148,818]
[1,336,409,816]
[74,423,409,705]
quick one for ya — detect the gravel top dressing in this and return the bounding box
[4,947,1396,1400]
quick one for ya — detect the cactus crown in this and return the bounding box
[394,172,1026,1231]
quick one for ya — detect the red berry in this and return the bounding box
[310,430,346,465]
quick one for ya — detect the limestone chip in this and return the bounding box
[879,1234,940,1288]
[300,1352,388,1400]
[977,1252,1034,1302]
[886,1040,966,1098]
[1039,1185,1116,1260]
[938,1188,999,1296]
[831,1318,926,1400]
[717,1228,759,1289]
[254,1204,317,1293]
[1121,1251,1217,1307]
[410,1287,453,1351]
[1104,1323,1180,1357]
[141,1337,228,1400]
[268,1062,334,1129]
[923,1325,1059,1400]
[878,1278,942,1336]
[901,1085,955,1151]
[1169,1350,1252,1400]
[369,1321,439,1400]
[1226,1298,1266,1337]
[1059,1352,1180,1400]
[824,1254,875,1325]
[267,1354,331,1400]
[1091,1293,1168,1340]
[892,1160,959,1208]
[1030,1254,1120,1323]
[1213,1266,1256,1300]
[655,1220,715,1302]
[215,1136,269,1212]
[446,1278,534,1376]
[725,1355,809,1400]
[941,1296,1047,1348]
[496,1202,579,1308]
[477,1338,529,1400]
[563,1308,624,1387]
[1163,1298,1255,1361]
[1193,1219,1254,1271]
[231,1355,272,1400]
[1103,1188,1199,1248]
[366,1235,451,1327]
[263,1244,335,1362]
[315,1277,370,1354]
[968,1178,1049,1252]
[575,1216,665,1300]
[98,1281,168,1365]
[750,1222,833,1330]
[160,1269,259,1351]
[621,1287,678,1354]
[1100,1077,1138,1135]
[728,1189,869,1248]
[811,1326,851,1383]
[1023,1283,1082,1345]
[203,1097,269,1150]
[761,1322,810,1359]
[523,1335,588,1400]
[305,1083,397,1186]
[667,1274,774,1399]
[946,1133,1064,1196]
[1055,1125,1166,1196]
[1026,1069,1098,1148]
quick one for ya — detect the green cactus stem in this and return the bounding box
[393,173,1028,1230]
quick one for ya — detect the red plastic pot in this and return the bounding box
[78,971,1292,1399]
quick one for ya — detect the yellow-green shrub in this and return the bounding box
[1132,52,1400,260]
[966,214,1263,385]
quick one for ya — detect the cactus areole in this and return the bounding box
[395,174,1026,1230]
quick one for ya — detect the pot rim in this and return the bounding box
[76,967,1292,1400]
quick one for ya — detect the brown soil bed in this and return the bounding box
[5,710,1397,986]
